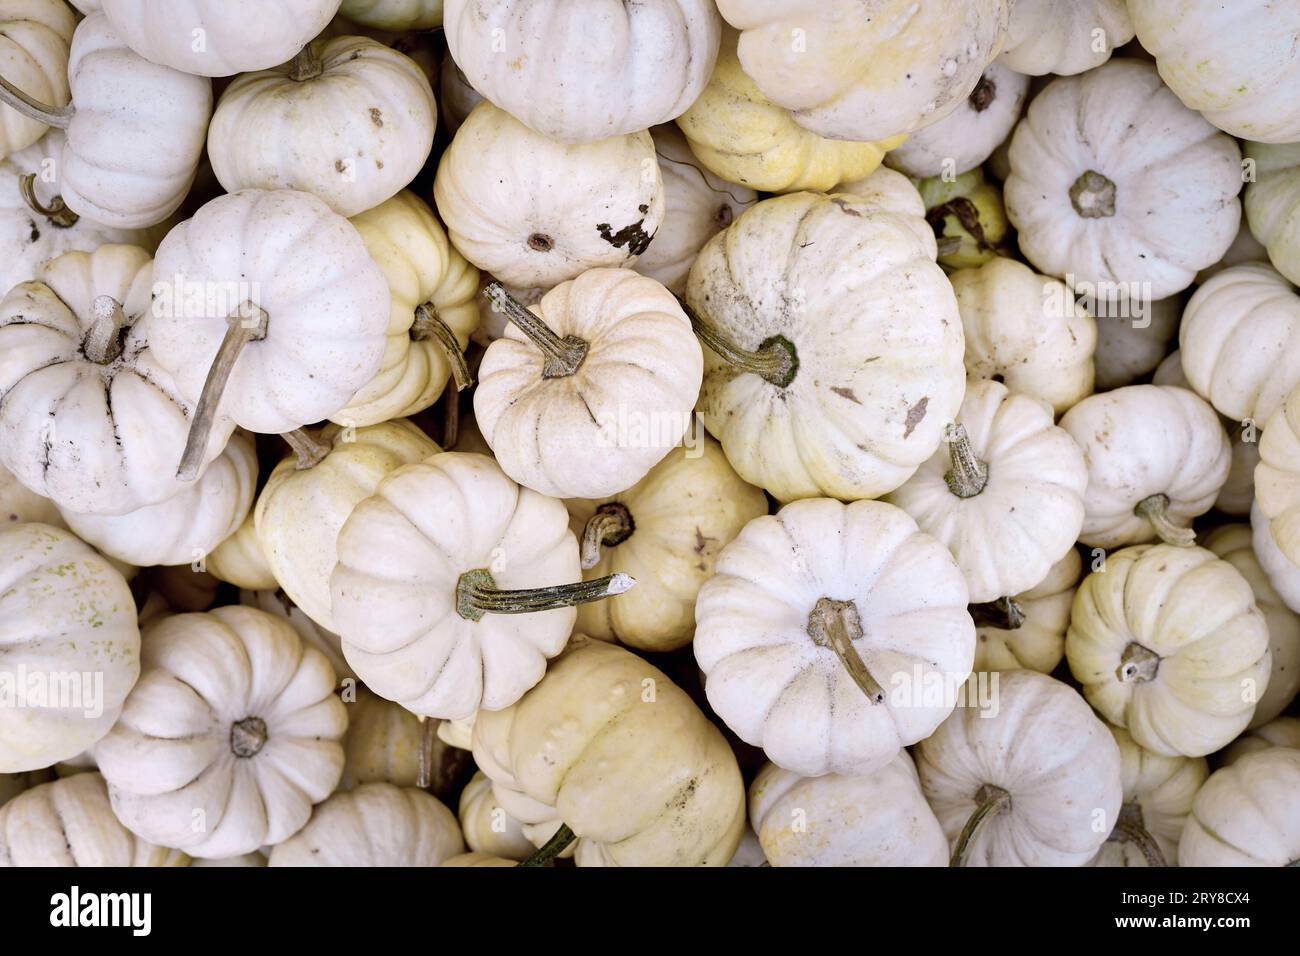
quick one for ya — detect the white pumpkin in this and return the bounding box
[0,245,232,516]
[887,380,1087,603]
[208,37,436,219]
[1252,500,1300,616]
[748,752,948,867]
[1067,543,1271,758]
[1243,141,1300,289]
[458,770,533,861]
[149,189,390,476]
[331,452,629,719]
[0,460,62,530]
[268,783,464,866]
[695,498,974,778]
[471,635,746,867]
[634,124,757,296]
[1179,749,1300,866]
[0,0,74,159]
[1179,263,1300,428]
[1255,385,1300,570]
[339,688,449,791]
[884,62,1029,180]
[436,715,474,751]
[972,548,1081,674]
[96,606,347,858]
[916,669,1123,866]
[686,188,965,503]
[1196,219,1271,285]
[341,0,442,30]
[255,419,439,632]
[206,512,277,590]
[1128,0,1300,143]
[0,523,139,773]
[998,0,1134,76]
[474,270,703,500]
[566,435,766,653]
[59,430,256,568]
[1220,716,1300,767]
[435,102,665,290]
[99,0,342,77]
[0,14,212,228]
[716,0,1010,142]
[1091,296,1181,392]
[239,588,354,684]
[0,774,188,866]
[1005,59,1242,301]
[444,0,720,143]
[1060,385,1230,549]
[335,191,478,427]
[1089,726,1207,867]
[1204,525,1300,729]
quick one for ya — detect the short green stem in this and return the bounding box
[20,174,78,227]
[82,296,127,365]
[484,282,588,379]
[1134,493,1195,546]
[519,824,576,867]
[951,783,1012,867]
[580,503,635,570]
[677,297,798,388]
[807,597,884,704]
[1106,802,1167,866]
[282,428,331,470]
[944,423,988,497]
[455,568,635,623]
[0,76,73,129]
[1117,642,1160,684]
[968,596,1025,630]
[412,303,472,390]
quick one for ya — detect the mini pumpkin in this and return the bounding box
[1252,500,1300,615]
[695,498,974,778]
[1220,716,1300,767]
[458,770,534,862]
[1254,384,1300,567]
[1067,543,1271,758]
[95,606,348,858]
[914,167,1010,271]
[998,0,1134,76]
[1243,141,1300,287]
[341,0,442,30]
[0,0,76,159]
[1178,749,1300,866]
[972,548,1081,674]
[239,588,354,684]
[206,512,277,590]
[340,688,469,796]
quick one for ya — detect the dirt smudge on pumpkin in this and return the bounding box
[830,197,862,217]
[596,218,654,256]
[830,386,861,405]
[903,397,929,438]
[369,108,383,127]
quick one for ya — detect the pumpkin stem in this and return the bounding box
[807,597,885,704]
[417,715,435,790]
[519,823,576,867]
[678,298,797,388]
[411,303,472,390]
[944,423,989,497]
[455,567,635,623]
[230,716,268,758]
[968,73,997,112]
[580,502,635,570]
[1117,641,1160,684]
[950,783,1012,866]
[176,301,269,481]
[1134,493,1195,547]
[968,596,1025,630]
[20,174,78,228]
[1105,802,1167,867]
[483,282,588,379]
[0,76,73,129]
[82,296,127,365]
[288,43,325,82]
[281,428,331,470]
[441,378,460,447]
[1069,170,1117,219]
[927,198,995,253]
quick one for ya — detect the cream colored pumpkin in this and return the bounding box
[634,124,757,296]
[915,168,1009,271]
[472,635,746,867]
[748,752,947,867]
[208,37,436,219]
[1179,749,1300,866]
[149,189,391,445]
[0,774,188,866]
[336,191,478,427]
[440,851,515,867]
[342,0,441,30]
[565,435,767,653]
[0,0,75,160]
[0,523,139,773]
[695,498,974,778]
[0,460,62,530]
[99,0,342,77]
[1252,500,1300,615]
[444,0,719,143]
[998,0,1133,76]
[435,102,664,290]
[458,770,533,861]
[884,62,1029,180]
[1006,60,1242,301]
[686,189,965,503]
[339,688,434,790]
[59,430,256,568]
[1220,716,1300,767]
[1243,142,1300,289]
[1204,525,1300,729]
[1179,263,1300,427]
[887,380,1086,603]
[95,606,347,858]
[255,419,439,632]
[331,452,618,719]
[268,783,463,866]
[1092,296,1181,392]
[239,588,354,684]
[717,0,1010,142]
[1255,384,1300,569]
[0,244,232,516]
[916,669,1122,867]
[1067,543,1270,758]
[973,548,1081,674]
[674,27,906,195]
[1060,385,1230,549]
[474,269,703,499]
[207,512,277,590]
[1128,0,1300,144]
[1089,725,1207,867]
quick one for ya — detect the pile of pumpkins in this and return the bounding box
[3,0,1300,869]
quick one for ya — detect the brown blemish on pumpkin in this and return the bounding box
[369,108,383,127]
[831,386,861,404]
[904,397,929,438]
[335,159,347,174]
[596,219,654,255]
[830,198,861,217]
